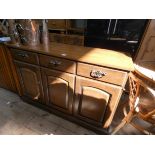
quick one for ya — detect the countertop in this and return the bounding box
[5,42,134,71]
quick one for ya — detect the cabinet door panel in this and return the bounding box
[74,76,123,128]
[20,68,40,99]
[41,68,75,114]
[15,61,44,103]
[48,76,69,109]
[79,86,110,122]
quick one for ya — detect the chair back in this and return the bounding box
[129,72,155,120]
[128,72,140,110]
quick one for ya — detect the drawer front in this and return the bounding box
[11,49,39,65]
[48,19,66,29]
[39,54,76,74]
[77,63,128,86]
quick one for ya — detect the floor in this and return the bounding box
[0,88,152,135]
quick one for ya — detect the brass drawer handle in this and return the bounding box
[90,70,106,78]
[49,60,62,66]
[17,53,29,58]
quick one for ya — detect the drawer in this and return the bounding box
[77,63,128,86]
[48,19,66,29]
[11,49,39,65]
[39,54,76,74]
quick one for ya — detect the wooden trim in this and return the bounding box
[0,45,17,92]
[5,46,22,96]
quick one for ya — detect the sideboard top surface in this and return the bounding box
[6,42,134,71]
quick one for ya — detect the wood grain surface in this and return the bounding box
[6,42,134,71]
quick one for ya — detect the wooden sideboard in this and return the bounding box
[4,42,133,134]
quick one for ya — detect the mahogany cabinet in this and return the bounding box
[0,44,16,92]
[7,44,132,133]
[74,76,123,128]
[14,61,44,103]
[41,68,75,114]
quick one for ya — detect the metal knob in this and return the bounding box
[17,53,29,58]
[49,60,61,66]
[90,70,106,78]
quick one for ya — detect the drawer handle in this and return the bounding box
[17,53,29,58]
[90,70,106,78]
[49,60,62,66]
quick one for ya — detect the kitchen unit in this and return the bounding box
[0,19,154,134]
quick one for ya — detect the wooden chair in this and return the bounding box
[111,72,155,135]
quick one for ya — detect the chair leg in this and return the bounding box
[111,119,127,135]
[111,110,135,135]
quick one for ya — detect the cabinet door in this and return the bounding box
[0,45,16,92]
[14,61,44,103]
[41,68,75,114]
[74,76,123,128]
